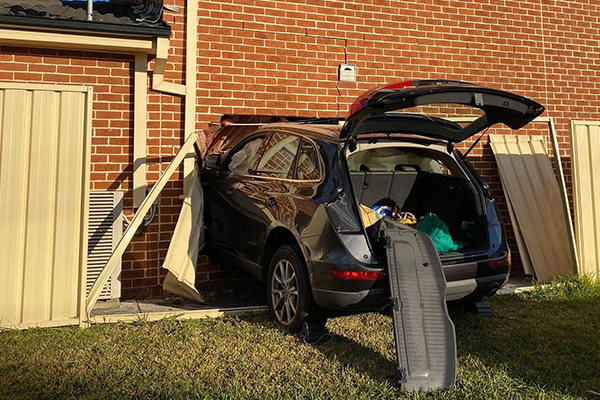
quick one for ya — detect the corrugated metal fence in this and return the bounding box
[570,121,600,278]
[0,83,92,329]
[489,134,576,282]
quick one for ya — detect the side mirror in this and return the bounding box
[204,153,222,170]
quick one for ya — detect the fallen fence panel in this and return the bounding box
[85,133,198,316]
[489,134,575,281]
[162,164,204,302]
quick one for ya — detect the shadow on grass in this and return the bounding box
[241,292,600,398]
[316,334,399,383]
[244,314,399,386]
[451,296,600,397]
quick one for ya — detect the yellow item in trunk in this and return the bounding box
[397,212,417,227]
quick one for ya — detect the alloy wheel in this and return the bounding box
[270,258,299,325]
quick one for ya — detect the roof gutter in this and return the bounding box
[0,17,171,38]
[149,0,198,196]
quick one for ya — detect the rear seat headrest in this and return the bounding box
[394,164,421,172]
[360,164,388,172]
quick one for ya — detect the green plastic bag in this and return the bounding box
[416,213,463,253]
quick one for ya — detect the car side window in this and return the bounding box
[296,140,320,181]
[254,132,300,178]
[227,136,266,175]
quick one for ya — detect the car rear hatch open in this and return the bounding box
[340,79,545,143]
[340,80,545,262]
[337,80,544,390]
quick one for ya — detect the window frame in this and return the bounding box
[224,130,324,183]
[290,138,322,182]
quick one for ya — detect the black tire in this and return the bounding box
[267,244,313,333]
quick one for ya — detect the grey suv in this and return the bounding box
[202,80,544,331]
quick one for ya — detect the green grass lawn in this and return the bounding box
[1,276,599,400]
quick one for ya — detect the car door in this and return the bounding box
[203,133,268,254]
[233,131,302,266]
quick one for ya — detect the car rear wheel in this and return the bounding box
[267,245,312,333]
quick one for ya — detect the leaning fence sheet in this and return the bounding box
[503,192,534,276]
[489,134,575,281]
[86,133,198,315]
[162,164,204,302]
[570,122,600,277]
[379,218,456,391]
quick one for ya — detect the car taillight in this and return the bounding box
[330,270,387,280]
[381,81,414,90]
[488,255,511,268]
[347,81,415,116]
[348,98,368,116]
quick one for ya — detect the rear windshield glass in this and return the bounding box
[388,104,484,122]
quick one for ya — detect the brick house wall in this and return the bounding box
[0,0,192,298]
[0,44,189,298]
[194,0,600,279]
[1,0,598,298]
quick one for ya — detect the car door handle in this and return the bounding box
[266,197,277,208]
[226,188,235,197]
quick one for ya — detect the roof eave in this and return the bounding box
[0,14,171,38]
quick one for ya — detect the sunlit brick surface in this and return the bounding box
[1,0,598,296]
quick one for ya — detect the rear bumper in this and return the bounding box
[312,273,509,312]
[306,231,511,311]
[446,274,509,301]
[312,288,389,311]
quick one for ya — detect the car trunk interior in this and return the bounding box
[347,143,488,261]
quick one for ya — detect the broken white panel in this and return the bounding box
[162,164,204,302]
[86,133,198,315]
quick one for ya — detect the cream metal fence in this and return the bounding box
[0,83,92,329]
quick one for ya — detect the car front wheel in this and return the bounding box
[267,245,312,333]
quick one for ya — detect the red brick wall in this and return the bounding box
[0,0,252,299]
[0,5,250,298]
[1,0,598,298]
[196,0,600,275]
[0,44,185,298]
